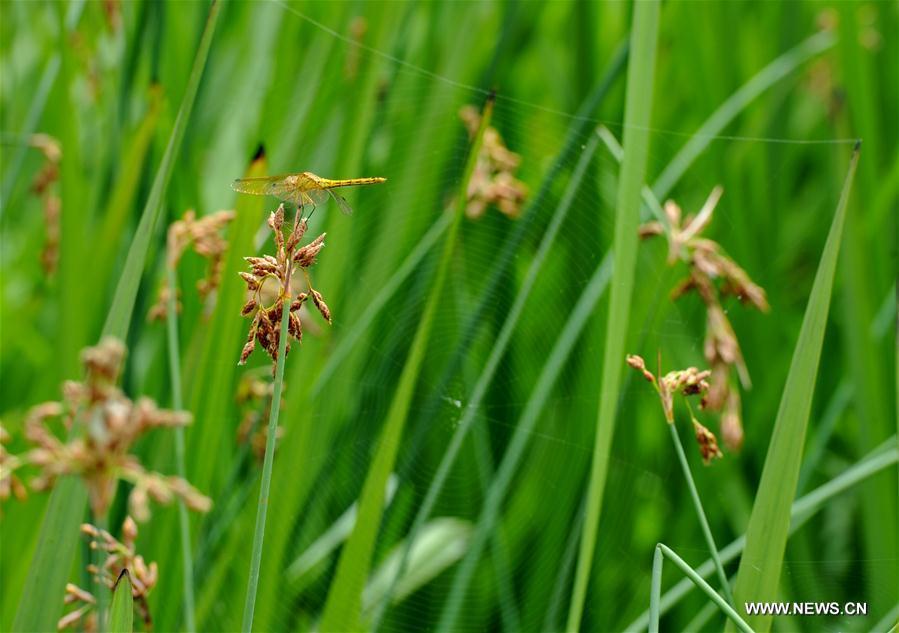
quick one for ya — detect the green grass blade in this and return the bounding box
[730,145,860,632]
[286,477,399,586]
[318,93,495,633]
[166,263,196,632]
[626,440,897,631]
[11,6,220,630]
[103,0,221,339]
[430,133,604,632]
[10,476,87,632]
[89,86,165,320]
[650,544,752,633]
[871,602,899,633]
[567,2,661,630]
[109,570,134,633]
[652,30,835,199]
[377,129,601,630]
[667,422,733,606]
[153,151,267,632]
[0,58,59,216]
[543,501,586,631]
[362,518,472,616]
[308,212,452,398]
[0,0,83,216]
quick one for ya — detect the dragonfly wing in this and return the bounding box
[306,188,330,207]
[232,175,298,203]
[328,189,354,215]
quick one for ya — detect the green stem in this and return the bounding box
[649,544,663,633]
[625,441,898,631]
[567,2,660,629]
[165,265,196,632]
[95,513,109,633]
[242,296,291,632]
[668,420,734,606]
[650,544,753,633]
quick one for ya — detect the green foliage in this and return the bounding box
[2,2,896,632]
[569,2,661,629]
[731,147,860,633]
[109,571,134,633]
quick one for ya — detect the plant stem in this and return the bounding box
[649,544,663,633]
[94,513,109,633]
[650,544,753,633]
[625,441,898,631]
[567,2,660,629]
[667,420,734,606]
[242,295,291,632]
[165,265,197,632]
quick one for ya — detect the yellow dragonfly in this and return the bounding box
[231,171,386,215]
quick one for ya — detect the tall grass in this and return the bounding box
[568,2,660,629]
[2,2,896,632]
[730,145,860,632]
[10,4,220,629]
[318,93,495,633]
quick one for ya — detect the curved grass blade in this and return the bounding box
[625,440,897,631]
[109,570,134,633]
[362,518,472,616]
[11,5,221,630]
[318,92,495,633]
[567,2,661,630]
[729,145,860,633]
[650,544,751,633]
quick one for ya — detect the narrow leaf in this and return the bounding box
[318,93,495,633]
[567,2,661,630]
[730,145,861,632]
[109,570,134,633]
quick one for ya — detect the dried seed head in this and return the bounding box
[288,312,303,342]
[20,339,210,520]
[240,271,261,290]
[460,104,528,219]
[721,390,744,452]
[268,204,285,233]
[151,208,235,320]
[636,187,766,448]
[310,289,331,324]
[626,355,655,384]
[692,417,723,465]
[294,233,326,268]
[82,337,126,385]
[291,293,308,311]
[238,207,333,367]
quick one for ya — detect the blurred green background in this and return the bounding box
[1,1,896,631]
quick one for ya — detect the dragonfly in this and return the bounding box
[231,171,386,215]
